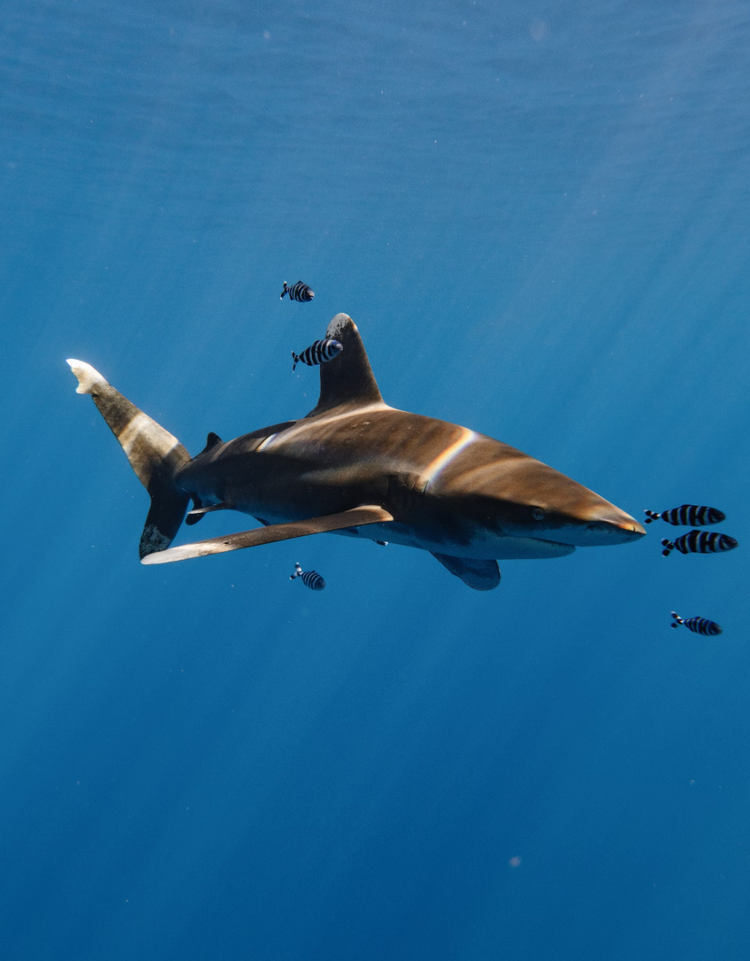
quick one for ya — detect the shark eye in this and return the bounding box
[531,507,545,521]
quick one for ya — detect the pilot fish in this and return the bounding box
[670,611,722,635]
[280,281,315,302]
[661,530,738,556]
[644,505,725,526]
[292,338,343,372]
[290,562,325,591]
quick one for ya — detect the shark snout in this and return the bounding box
[580,508,646,545]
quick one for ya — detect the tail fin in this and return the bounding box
[67,360,191,558]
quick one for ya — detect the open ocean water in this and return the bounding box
[1,2,749,959]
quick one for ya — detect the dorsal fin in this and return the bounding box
[306,314,384,417]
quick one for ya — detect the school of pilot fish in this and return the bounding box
[641,503,737,633]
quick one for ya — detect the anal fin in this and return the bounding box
[431,553,501,591]
[141,505,394,565]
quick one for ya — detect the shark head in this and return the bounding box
[439,446,646,553]
[512,476,647,548]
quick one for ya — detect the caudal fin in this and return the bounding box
[67,360,191,558]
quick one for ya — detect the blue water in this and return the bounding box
[2,2,749,958]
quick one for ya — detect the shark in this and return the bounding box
[67,313,645,590]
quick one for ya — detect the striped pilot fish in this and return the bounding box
[644,504,725,526]
[670,611,722,635]
[292,338,343,372]
[290,562,326,591]
[661,530,738,557]
[280,280,315,302]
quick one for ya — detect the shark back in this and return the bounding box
[306,313,385,417]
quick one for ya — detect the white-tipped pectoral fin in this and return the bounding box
[141,505,394,565]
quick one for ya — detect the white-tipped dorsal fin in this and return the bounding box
[66,359,109,395]
[306,314,384,417]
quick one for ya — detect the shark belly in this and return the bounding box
[343,519,575,559]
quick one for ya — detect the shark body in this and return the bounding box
[67,313,644,590]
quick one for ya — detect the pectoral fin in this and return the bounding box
[141,505,394,565]
[431,553,501,591]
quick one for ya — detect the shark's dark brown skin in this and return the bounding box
[67,314,645,590]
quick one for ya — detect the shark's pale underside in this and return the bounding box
[67,313,645,590]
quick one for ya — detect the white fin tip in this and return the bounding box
[325,313,353,339]
[66,359,109,395]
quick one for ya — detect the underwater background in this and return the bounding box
[1,1,749,958]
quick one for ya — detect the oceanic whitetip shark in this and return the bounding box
[67,313,645,590]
